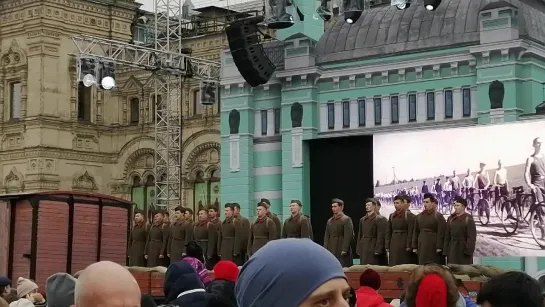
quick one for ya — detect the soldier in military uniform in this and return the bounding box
[282,200,312,239]
[168,206,189,264]
[218,203,244,265]
[412,193,447,265]
[161,211,171,266]
[357,198,387,265]
[260,198,282,239]
[193,208,215,265]
[443,197,477,264]
[248,203,276,256]
[128,210,148,267]
[145,211,164,267]
[233,203,251,263]
[183,208,195,246]
[324,198,354,268]
[385,195,416,265]
[207,205,221,269]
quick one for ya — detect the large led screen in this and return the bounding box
[373,119,545,256]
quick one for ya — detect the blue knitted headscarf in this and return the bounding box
[235,238,347,307]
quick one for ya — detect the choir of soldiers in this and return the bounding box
[127,198,312,268]
[324,193,477,268]
[129,193,476,269]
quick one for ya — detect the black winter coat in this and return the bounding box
[205,279,237,307]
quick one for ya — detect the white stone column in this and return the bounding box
[366,99,375,127]
[399,94,408,125]
[229,135,240,172]
[334,101,342,130]
[319,103,327,132]
[349,99,358,129]
[435,90,444,121]
[254,110,261,137]
[453,88,462,119]
[471,86,478,118]
[417,92,426,122]
[382,96,390,125]
[267,109,274,136]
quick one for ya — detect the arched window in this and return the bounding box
[193,171,207,210]
[208,169,221,207]
[193,90,203,115]
[78,82,92,122]
[131,174,156,216]
[130,98,140,124]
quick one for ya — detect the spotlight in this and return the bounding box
[424,0,441,10]
[316,4,332,21]
[82,74,96,87]
[391,0,411,10]
[99,61,116,90]
[344,10,362,24]
[101,76,115,90]
[343,0,364,24]
[265,0,295,29]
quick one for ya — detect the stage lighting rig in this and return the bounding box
[343,0,365,24]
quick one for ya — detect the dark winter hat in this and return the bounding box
[140,294,157,307]
[260,198,271,208]
[359,269,381,290]
[46,273,76,307]
[0,276,10,287]
[235,238,346,307]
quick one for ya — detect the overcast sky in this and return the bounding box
[373,120,545,184]
[136,0,253,11]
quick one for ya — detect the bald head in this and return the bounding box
[75,261,141,307]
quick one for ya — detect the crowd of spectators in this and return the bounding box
[0,238,543,307]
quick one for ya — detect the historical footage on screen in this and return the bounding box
[373,120,545,257]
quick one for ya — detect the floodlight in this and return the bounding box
[82,74,96,87]
[101,76,116,90]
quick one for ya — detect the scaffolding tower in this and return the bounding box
[72,0,220,210]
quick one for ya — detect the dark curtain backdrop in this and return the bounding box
[308,135,374,256]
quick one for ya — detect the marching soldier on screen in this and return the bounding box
[128,209,148,267]
[207,205,221,269]
[444,197,477,264]
[357,198,387,265]
[385,195,416,265]
[248,202,276,257]
[412,193,447,265]
[324,198,354,268]
[282,200,312,239]
[162,211,171,266]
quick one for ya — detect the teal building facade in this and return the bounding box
[219,0,545,273]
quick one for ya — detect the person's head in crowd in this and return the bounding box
[235,238,350,307]
[214,260,240,282]
[46,273,77,307]
[15,278,38,301]
[356,269,390,307]
[206,261,240,307]
[75,261,140,307]
[359,269,381,290]
[185,240,206,263]
[140,294,156,307]
[405,264,459,307]
[0,276,10,297]
[476,271,543,307]
[164,261,217,306]
[452,197,467,216]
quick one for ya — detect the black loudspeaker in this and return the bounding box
[225,17,276,87]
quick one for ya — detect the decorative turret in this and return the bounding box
[479,0,519,44]
[182,0,194,19]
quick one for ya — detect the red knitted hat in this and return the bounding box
[359,269,381,290]
[213,260,240,282]
[415,274,448,307]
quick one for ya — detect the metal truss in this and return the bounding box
[71,0,221,211]
[71,35,220,80]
